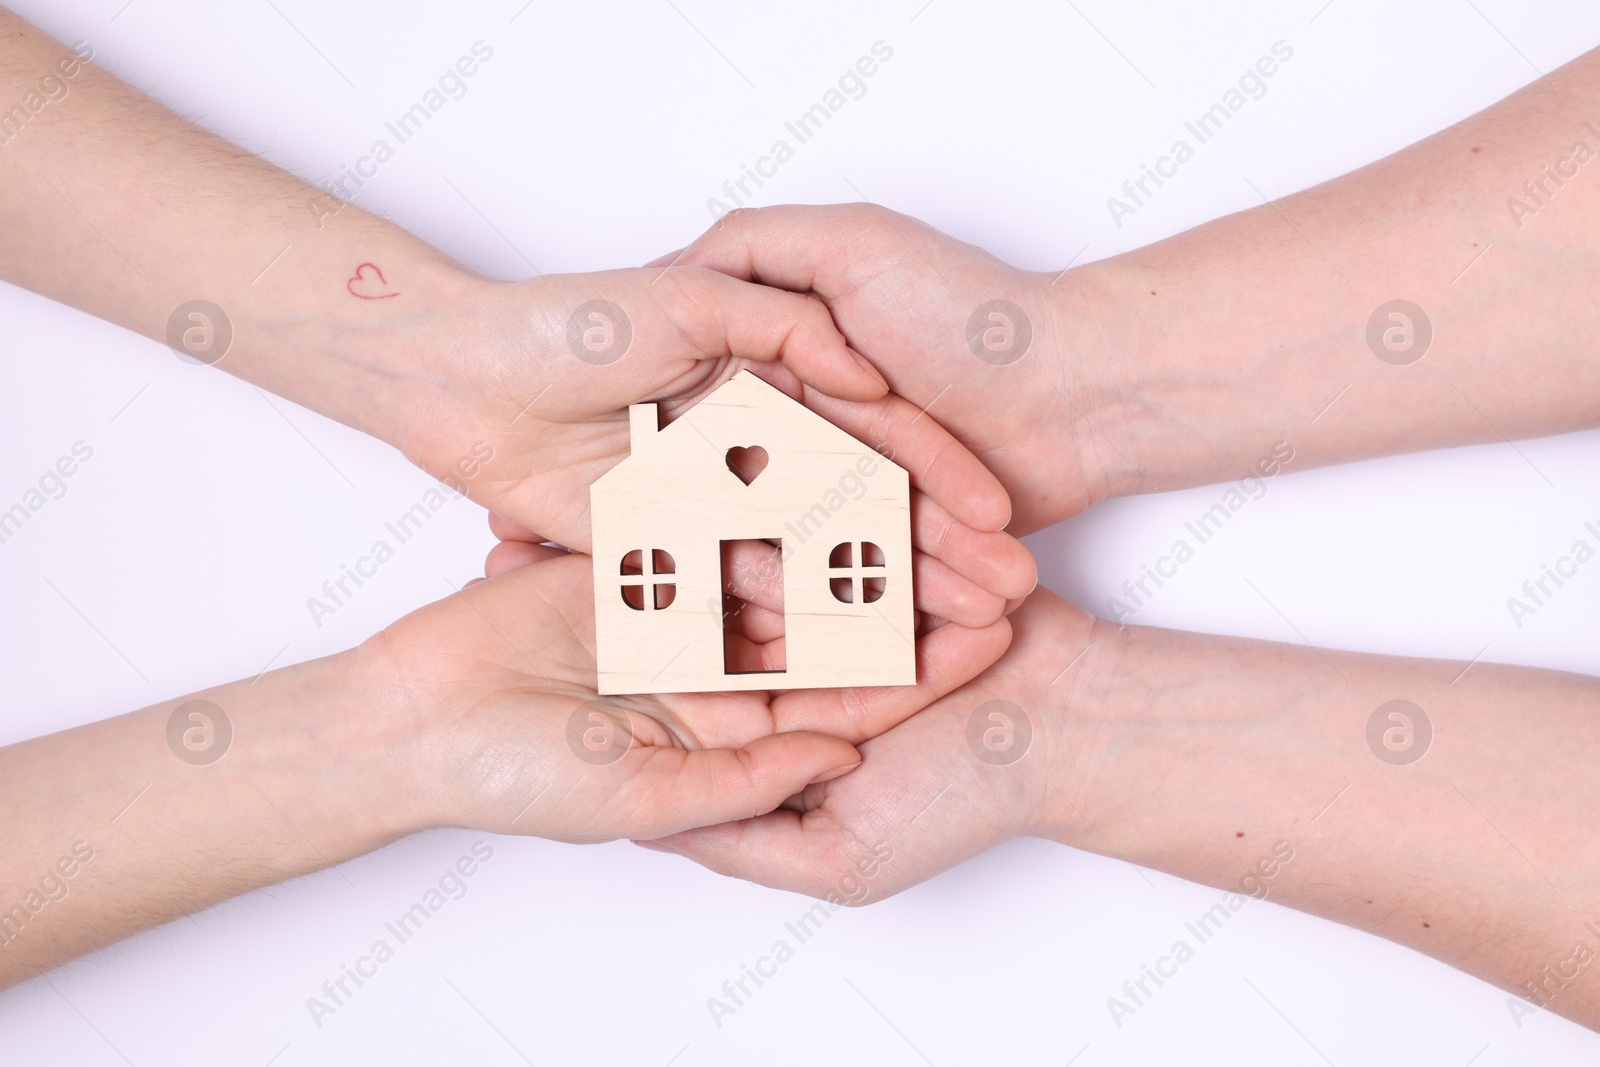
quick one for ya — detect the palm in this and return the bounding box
[391,268,803,550]
[361,550,1011,844]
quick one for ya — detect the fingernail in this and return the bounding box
[808,759,862,785]
[634,839,678,854]
[850,349,888,390]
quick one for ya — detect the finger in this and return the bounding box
[648,803,914,907]
[771,615,1011,742]
[911,551,1006,630]
[489,512,544,543]
[680,204,870,295]
[670,268,888,403]
[911,492,1037,601]
[721,626,787,675]
[644,808,835,896]
[721,538,784,616]
[742,360,805,402]
[801,386,1011,533]
[485,540,569,578]
[717,539,785,644]
[613,732,860,840]
[650,764,973,906]
[723,598,786,646]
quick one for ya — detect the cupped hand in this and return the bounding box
[354,545,1012,844]
[383,265,1034,608]
[642,588,1097,899]
[668,203,1112,535]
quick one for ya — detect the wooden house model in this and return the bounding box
[590,371,915,694]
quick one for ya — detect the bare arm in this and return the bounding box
[0,652,410,983]
[0,11,461,438]
[1055,615,1600,1029]
[3,547,1007,986]
[0,8,1033,615]
[674,45,1600,533]
[1081,43,1600,499]
[658,591,1600,1030]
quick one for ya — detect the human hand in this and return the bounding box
[667,204,1115,536]
[647,568,1600,1038]
[380,265,1036,622]
[359,544,1012,843]
[0,528,1009,988]
[0,14,1032,609]
[642,588,1098,896]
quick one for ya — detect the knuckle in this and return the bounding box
[797,291,831,321]
[836,686,877,738]
[924,502,962,555]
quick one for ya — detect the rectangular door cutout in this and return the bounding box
[719,538,786,675]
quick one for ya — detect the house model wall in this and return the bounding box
[589,370,916,695]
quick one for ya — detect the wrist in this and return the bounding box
[1036,262,1143,516]
[187,201,491,461]
[228,648,435,856]
[974,589,1112,840]
[1031,604,1143,849]
[1055,234,1363,502]
[276,254,492,452]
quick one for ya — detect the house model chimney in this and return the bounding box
[628,403,659,448]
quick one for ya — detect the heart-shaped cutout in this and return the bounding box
[346,262,400,300]
[725,446,769,486]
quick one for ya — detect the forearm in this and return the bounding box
[0,9,479,446]
[1068,45,1600,500]
[0,651,419,987]
[1051,616,1600,1026]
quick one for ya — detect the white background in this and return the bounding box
[2,0,1598,1063]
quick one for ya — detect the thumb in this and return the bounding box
[682,269,887,401]
[612,731,861,840]
[677,204,867,296]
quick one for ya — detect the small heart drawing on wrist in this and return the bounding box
[347,262,400,300]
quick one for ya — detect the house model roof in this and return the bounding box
[593,369,893,485]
